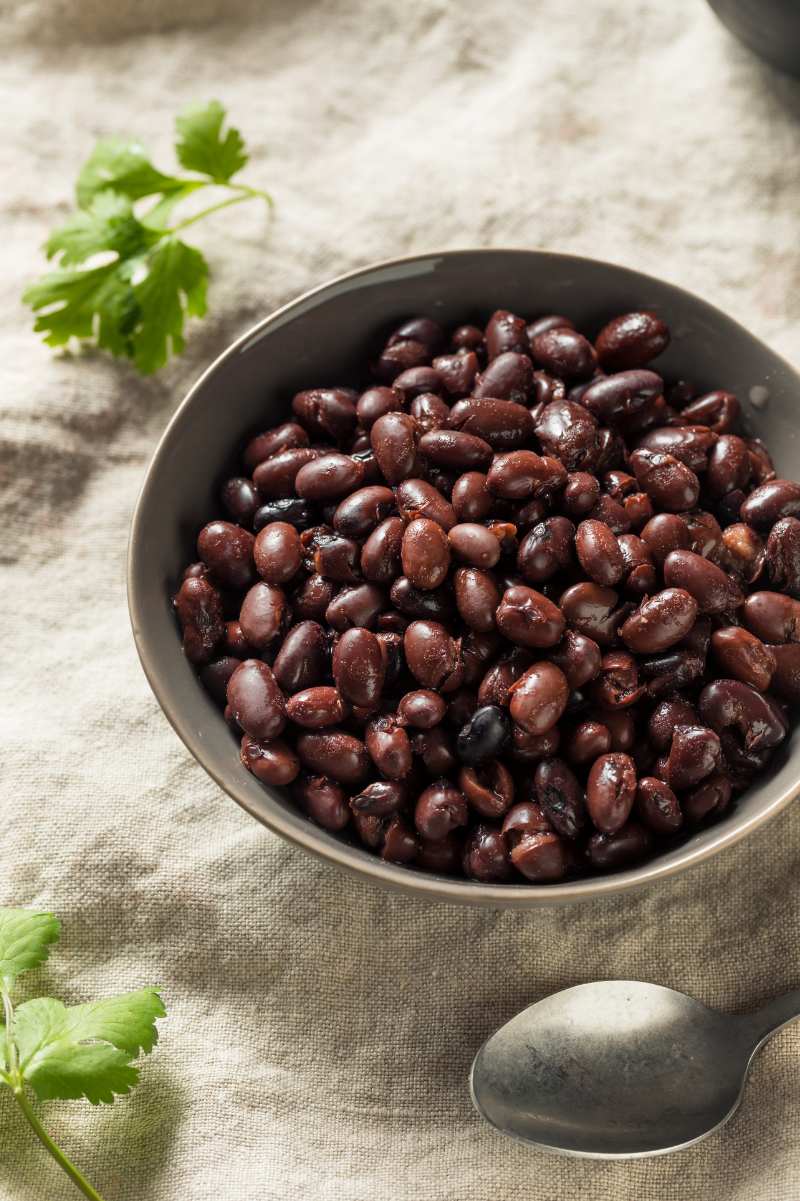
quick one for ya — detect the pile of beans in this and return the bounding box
[174,306,800,883]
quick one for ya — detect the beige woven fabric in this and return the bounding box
[2,0,800,1197]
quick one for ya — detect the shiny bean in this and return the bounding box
[446,522,500,568]
[291,574,335,622]
[640,513,691,566]
[415,782,469,839]
[325,583,385,631]
[356,386,405,430]
[534,399,599,471]
[575,519,623,586]
[683,774,732,825]
[472,351,533,403]
[511,832,567,881]
[272,621,327,692]
[451,397,536,450]
[397,690,447,729]
[365,716,413,779]
[582,370,662,427]
[455,704,511,764]
[517,517,575,584]
[707,435,751,499]
[548,630,602,689]
[404,620,460,689]
[369,412,418,483]
[721,523,765,583]
[350,780,406,817]
[451,472,493,522]
[174,575,224,664]
[401,518,451,590]
[742,591,800,643]
[635,777,682,834]
[463,824,513,881]
[648,698,697,750]
[432,350,479,397]
[253,522,302,585]
[531,327,597,380]
[512,725,561,763]
[459,760,514,818]
[201,656,243,704]
[451,566,499,633]
[333,485,395,538]
[595,311,670,370]
[292,388,358,440]
[740,479,800,529]
[620,588,697,653]
[711,627,775,690]
[629,449,700,512]
[221,477,261,525]
[296,729,370,785]
[508,662,569,734]
[534,757,586,839]
[376,339,431,383]
[361,517,404,583]
[680,390,739,433]
[766,517,800,598]
[227,659,286,741]
[305,529,360,582]
[294,774,350,830]
[586,752,637,833]
[663,549,742,615]
[253,447,318,498]
[566,720,612,766]
[496,585,566,648]
[563,471,601,517]
[332,628,385,706]
[419,429,493,471]
[240,735,300,786]
[395,478,456,530]
[243,422,309,471]
[286,686,348,728]
[239,582,287,648]
[295,453,365,501]
[698,679,787,752]
[586,821,651,869]
[636,424,717,472]
[253,497,314,533]
[664,724,721,790]
[487,450,555,500]
[591,651,644,709]
[485,308,528,358]
[559,582,624,646]
[197,520,255,590]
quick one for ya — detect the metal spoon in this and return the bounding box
[470,980,800,1158]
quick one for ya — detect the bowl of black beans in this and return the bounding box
[128,249,800,905]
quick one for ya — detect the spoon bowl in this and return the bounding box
[470,980,799,1157]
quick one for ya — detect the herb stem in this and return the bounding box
[13,1088,106,1201]
[169,183,273,233]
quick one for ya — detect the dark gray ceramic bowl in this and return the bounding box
[128,249,800,907]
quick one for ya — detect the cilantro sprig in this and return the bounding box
[23,100,271,374]
[0,906,165,1201]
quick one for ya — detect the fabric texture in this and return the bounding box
[2,0,800,1197]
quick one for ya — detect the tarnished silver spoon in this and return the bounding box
[470,980,799,1158]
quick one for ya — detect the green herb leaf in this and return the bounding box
[0,910,60,988]
[14,989,165,1105]
[46,192,158,266]
[23,260,139,357]
[175,99,248,184]
[76,137,183,209]
[25,100,268,374]
[131,237,208,373]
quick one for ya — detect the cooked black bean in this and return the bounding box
[178,304,800,884]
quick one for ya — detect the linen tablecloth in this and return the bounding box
[2,0,800,1197]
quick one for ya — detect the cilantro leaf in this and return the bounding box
[45,192,158,266]
[0,910,60,988]
[130,237,208,373]
[23,260,139,357]
[14,989,165,1104]
[76,138,184,209]
[175,99,248,184]
[25,99,269,373]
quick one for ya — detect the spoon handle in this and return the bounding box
[744,989,800,1047]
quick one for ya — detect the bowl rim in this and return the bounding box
[128,246,800,906]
